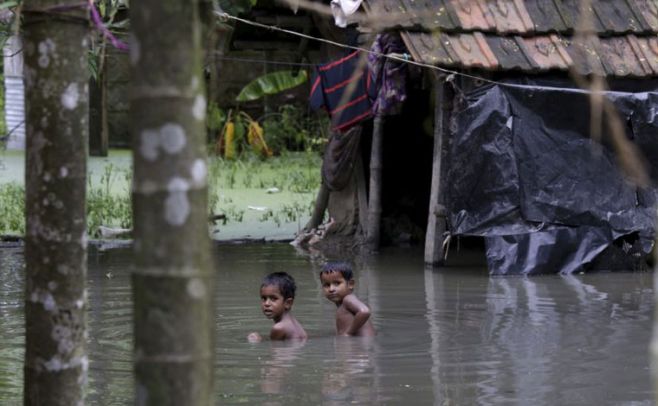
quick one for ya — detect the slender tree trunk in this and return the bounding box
[22,1,90,404]
[367,115,384,250]
[130,1,214,405]
[304,182,329,231]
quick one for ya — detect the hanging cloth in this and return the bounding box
[309,51,375,133]
[367,33,409,116]
[330,0,363,27]
[322,126,362,191]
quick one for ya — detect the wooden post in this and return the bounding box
[355,152,369,236]
[367,115,384,250]
[424,74,450,265]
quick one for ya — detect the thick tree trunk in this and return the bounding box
[23,1,90,404]
[130,1,214,405]
[367,115,384,250]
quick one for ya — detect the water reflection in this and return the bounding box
[0,244,653,405]
[422,263,653,405]
[260,341,305,405]
[321,337,377,405]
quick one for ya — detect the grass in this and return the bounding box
[0,150,322,240]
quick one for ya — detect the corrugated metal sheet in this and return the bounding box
[4,76,25,150]
[3,36,25,150]
[368,0,658,76]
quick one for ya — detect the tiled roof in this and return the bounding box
[366,0,658,77]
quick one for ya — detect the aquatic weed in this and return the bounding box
[0,183,25,235]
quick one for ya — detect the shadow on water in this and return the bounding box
[0,243,654,404]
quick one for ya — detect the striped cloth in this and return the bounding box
[309,51,375,132]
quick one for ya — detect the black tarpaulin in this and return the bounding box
[447,79,658,275]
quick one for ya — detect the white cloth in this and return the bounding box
[330,0,362,27]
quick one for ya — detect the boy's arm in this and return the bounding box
[270,324,288,340]
[342,295,371,336]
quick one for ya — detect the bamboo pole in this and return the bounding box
[424,74,449,265]
[367,115,384,250]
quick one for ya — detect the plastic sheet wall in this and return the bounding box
[447,80,658,275]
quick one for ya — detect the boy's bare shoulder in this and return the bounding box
[270,316,307,340]
[342,293,371,314]
[270,321,292,340]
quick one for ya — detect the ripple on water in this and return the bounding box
[0,245,655,405]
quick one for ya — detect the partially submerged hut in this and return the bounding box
[302,0,658,274]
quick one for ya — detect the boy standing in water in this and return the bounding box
[248,272,307,342]
[320,262,375,337]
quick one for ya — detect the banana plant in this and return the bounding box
[216,110,272,159]
[236,70,308,102]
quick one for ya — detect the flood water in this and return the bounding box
[0,243,654,405]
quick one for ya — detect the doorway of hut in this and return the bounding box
[361,83,434,247]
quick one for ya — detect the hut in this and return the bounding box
[301,0,658,274]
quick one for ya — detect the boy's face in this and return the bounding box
[320,271,354,304]
[260,284,292,322]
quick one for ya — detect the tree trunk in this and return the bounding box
[89,71,108,157]
[130,1,214,405]
[23,1,89,404]
[367,115,384,250]
[304,182,329,230]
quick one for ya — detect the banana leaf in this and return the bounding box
[236,70,308,102]
[0,2,17,10]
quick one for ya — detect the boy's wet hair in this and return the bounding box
[261,272,296,299]
[319,261,353,281]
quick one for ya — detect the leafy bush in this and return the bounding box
[87,163,132,237]
[261,104,329,154]
[0,183,24,235]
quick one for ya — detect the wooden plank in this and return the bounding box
[425,74,449,266]
[367,115,385,250]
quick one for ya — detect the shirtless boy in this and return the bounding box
[248,272,307,342]
[320,262,375,337]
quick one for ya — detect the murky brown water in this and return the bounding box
[0,243,654,405]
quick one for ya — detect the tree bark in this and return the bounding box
[130,1,214,405]
[304,181,329,231]
[23,1,89,404]
[367,115,384,250]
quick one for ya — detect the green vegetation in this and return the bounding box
[0,183,24,234]
[208,103,330,157]
[87,163,132,237]
[0,152,321,238]
[0,104,325,238]
[236,70,308,102]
